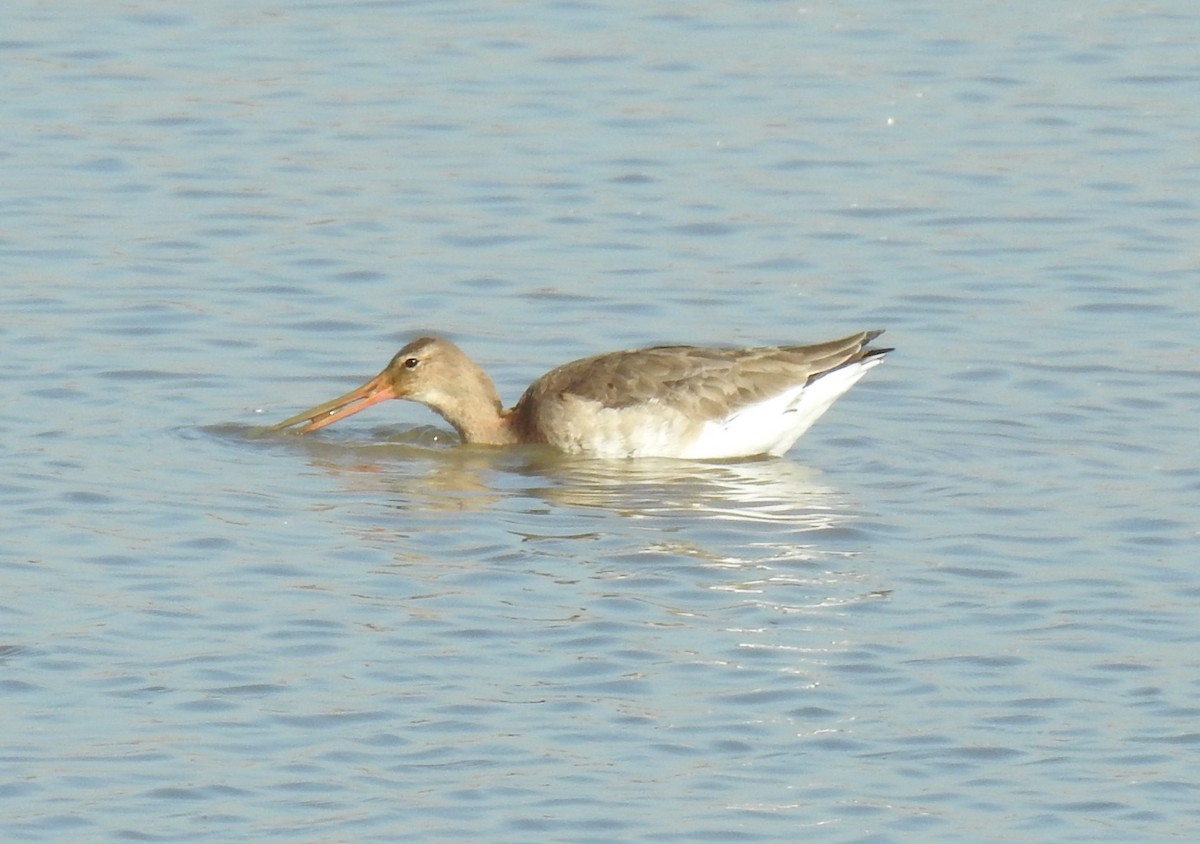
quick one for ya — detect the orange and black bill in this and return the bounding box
[272,371,396,434]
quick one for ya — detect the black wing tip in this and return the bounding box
[861,329,892,358]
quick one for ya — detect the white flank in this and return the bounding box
[679,356,884,460]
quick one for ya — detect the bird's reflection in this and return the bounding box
[244,422,887,611]
[518,452,849,525]
[255,422,853,523]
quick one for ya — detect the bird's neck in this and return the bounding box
[425,364,520,446]
[441,401,520,446]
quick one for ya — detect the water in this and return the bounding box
[4,1,1200,841]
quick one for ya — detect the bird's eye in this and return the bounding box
[403,357,420,369]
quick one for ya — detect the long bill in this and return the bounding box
[272,371,397,434]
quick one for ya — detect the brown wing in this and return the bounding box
[519,330,886,420]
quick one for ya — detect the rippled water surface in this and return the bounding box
[4,1,1200,841]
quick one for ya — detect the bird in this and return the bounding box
[272,330,890,459]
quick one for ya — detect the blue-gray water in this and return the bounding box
[4,2,1200,841]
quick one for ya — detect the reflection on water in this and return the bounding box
[225,422,888,615]
[517,452,843,521]
[237,421,854,522]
